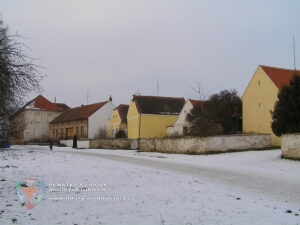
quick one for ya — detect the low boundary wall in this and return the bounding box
[140,134,272,154]
[281,134,300,160]
[60,139,90,149]
[61,134,272,154]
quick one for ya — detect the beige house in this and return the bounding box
[9,95,68,144]
[50,98,114,141]
[242,65,300,146]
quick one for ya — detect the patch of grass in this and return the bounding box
[185,151,198,155]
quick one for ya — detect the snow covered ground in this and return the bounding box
[1,145,300,225]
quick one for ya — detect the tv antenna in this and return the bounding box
[293,36,296,70]
[156,76,160,95]
[86,86,90,105]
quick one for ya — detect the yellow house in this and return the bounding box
[242,65,300,146]
[127,95,185,139]
[109,104,129,138]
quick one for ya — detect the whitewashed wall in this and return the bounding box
[281,134,300,159]
[88,102,115,139]
[168,100,193,136]
[60,139,90,149]
[23,110,61,142]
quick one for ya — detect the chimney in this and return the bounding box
[109,95,112,102]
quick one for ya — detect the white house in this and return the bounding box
[167,99,203,136]
[50,97,115,140]
[9,95,69,144]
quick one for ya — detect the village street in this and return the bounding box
[62,148,300,205]
[1,145,300,225]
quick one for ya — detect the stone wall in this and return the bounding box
[60,134,272,154]
[89,139,135,150]
[281,134,300,160]
[139,134,272,154]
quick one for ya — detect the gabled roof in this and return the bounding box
[51,101,108,123]
[114,104,129,122]
[24,95,63,111]
[132,95,185,115]
[260,65,300,90]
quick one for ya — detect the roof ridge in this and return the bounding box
[133,95,185,100]
[260,65,300,72]
[72,101,108,109]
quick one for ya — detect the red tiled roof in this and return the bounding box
[25,95,63,111]
[260,65,300,90]
[115,104,129,123]
[133,95,185,115]
[51,101,108,123]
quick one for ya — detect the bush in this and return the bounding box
[115,130,127,138]
[94,126,109,139]
[271,75,300,136]
[186,89,241,137]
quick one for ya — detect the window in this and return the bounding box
[66,128,74,139]
[35,112,41,123]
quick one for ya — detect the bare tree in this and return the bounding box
[190,82,208,101]
[186,89,242,137]
[94,125,109,139]
[0,17,43,142]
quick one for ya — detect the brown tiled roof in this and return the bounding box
[260,65,300,90]
[133,95,185,115]
[115,104,129,122]
[54,103,70,111]
[51,101,108,123]
[189,99,205,107]
[24,95,63,111]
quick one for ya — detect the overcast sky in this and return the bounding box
[1,0,300,107]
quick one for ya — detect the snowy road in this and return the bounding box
[1,145,300,225]
[60,149,300,205]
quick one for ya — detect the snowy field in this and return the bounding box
[1,145,300,225]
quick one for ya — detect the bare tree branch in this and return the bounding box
[0,17,44,142]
